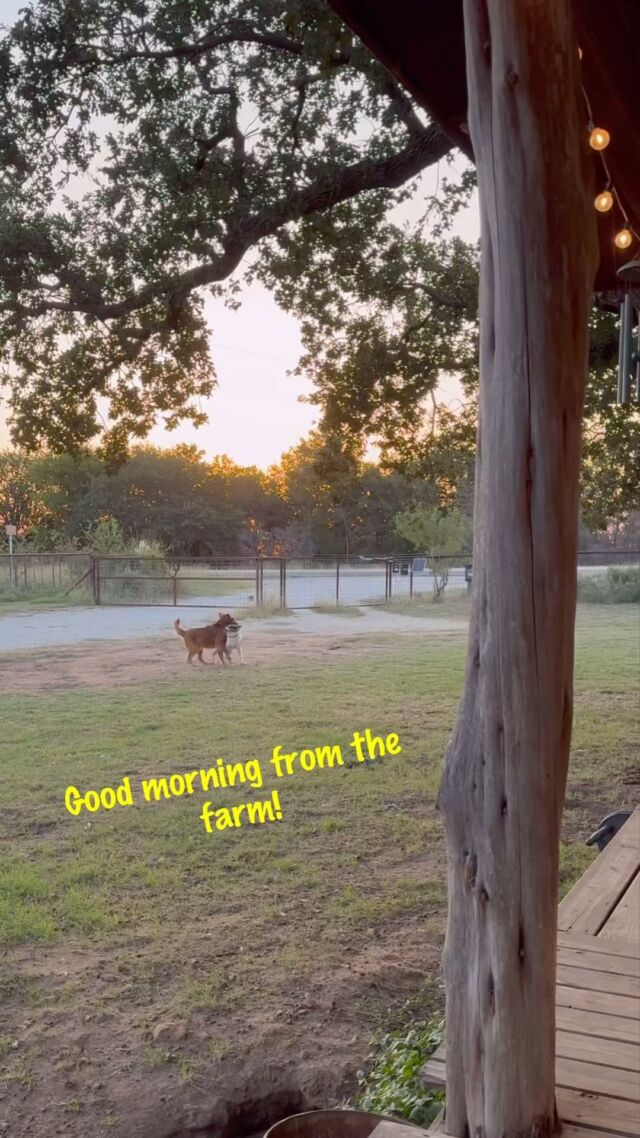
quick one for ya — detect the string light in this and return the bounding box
[594,190,614,212]
[589,127,610,151]
[580,59,639,257]
[614,228,632,250]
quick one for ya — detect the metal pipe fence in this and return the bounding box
[0,550,638,608]
[0,553,93,597]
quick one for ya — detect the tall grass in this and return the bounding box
[577,566,640,604]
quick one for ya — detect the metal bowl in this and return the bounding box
[264,1108,426,1138]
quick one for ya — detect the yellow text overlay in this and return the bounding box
[63,727,402,835]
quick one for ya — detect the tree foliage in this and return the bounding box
[394,503,470,598]
[1,442,435,557]
[0,0,452,460]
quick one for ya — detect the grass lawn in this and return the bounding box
[0,603,637,1137]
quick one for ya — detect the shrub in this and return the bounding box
[578,565,640,604]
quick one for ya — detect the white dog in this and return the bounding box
[223,619,243,664]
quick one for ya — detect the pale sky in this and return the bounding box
[0,0,480,469]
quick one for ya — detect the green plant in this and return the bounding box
[394,506,470,600]
[84,517,126,554]
[577,565,640,604]
[355,1018,444,1126]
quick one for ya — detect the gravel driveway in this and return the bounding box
[0,600,467,651]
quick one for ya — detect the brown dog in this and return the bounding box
[174,613,235,665]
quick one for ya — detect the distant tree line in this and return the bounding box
[1,431,636,560]
[0,435,453,558]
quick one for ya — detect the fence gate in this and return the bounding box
[92,555,399,609]
[93,556,263,608]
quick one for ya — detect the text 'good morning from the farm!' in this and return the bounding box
[63,727,403,834]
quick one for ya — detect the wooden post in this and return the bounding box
[279,558,287,609]
[438,3,598,1135]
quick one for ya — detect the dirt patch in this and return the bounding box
[1,876,445,1138]
[0,631,383,695]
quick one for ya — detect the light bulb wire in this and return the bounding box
[581,83,640,253]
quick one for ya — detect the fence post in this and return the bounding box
[279,558,287,609]
[336,559,340,605]
[409,563,414,600]
[255,559,261,607]
[94,557,101,605]
[172,572,178,606]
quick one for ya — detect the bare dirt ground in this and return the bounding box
[0,606,466,695]
[4,863,445,1138]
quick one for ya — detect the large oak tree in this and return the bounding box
[0,0,454,462]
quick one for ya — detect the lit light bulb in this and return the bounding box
[589,127,610,151]
[594,190,614,212]
[614,228,632,250]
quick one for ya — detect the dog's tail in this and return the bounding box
[174,619,186,639]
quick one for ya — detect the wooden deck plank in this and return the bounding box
[558,941,640,978]
[426,1047,640,1100]
[430,1124,624,1133]
[432,1127,626,1138]
[555,1055,640,1101]
[557,1087,640,1135]
[558,930,640,963]
[557,1003,640,1044]
[556,983,640,1019]
[602,872,640,944]
[558,809,640,935]
[422,1058,446,1088]
[557,962,640,998]
[424,1061,640,1135]
[556,1029,640,1073]
[429,1028,639,1071]
[543,1129,636,1138]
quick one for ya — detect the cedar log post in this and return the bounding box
[438,2,598,1135]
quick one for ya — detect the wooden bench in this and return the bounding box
[425,807,640,1137]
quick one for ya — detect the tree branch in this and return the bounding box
[2,124,453,324]
[66,27,349,68]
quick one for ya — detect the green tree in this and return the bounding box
[298,238,637,528]
[580,309,640,529]
[29,451,103,546]
[275,431,363,555]
[0,452,42,538]
[394,504,470,599]
[0,0,452,459]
